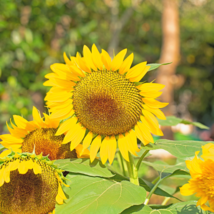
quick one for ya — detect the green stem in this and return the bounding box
[116,152,128,177]
[161,197,170,205]
[126,153,139,186]
[136,150,149,171]
[144,177,162,205]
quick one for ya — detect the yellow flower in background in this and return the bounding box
[0,107,90,160]
[0,152,67,214]
[180,143,214,212]
[44,45,167,164]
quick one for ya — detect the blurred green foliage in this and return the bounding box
[0,0,214,131]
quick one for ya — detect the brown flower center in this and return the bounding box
[0,160,58,214]
[22,128,77,160]
[73,70,142,135]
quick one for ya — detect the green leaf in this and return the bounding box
[54,158,113,178]
[158,116,182,126]
[147,62,171,72]
[181,120,209,130]
[167,200,208,214]
[0,144,5,152]
[55,174,147,214]
[141,160,188,174]
[144,139,210,159]
[109,168,178,199]
[121,204,152,214]
[158,116,209,130]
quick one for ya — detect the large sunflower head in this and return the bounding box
[0,151,67,214]
[0,107,90,160]
[44,45,168,164]
[180,143,214,212]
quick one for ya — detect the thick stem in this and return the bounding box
[136,150,150,170]
[126,153,139,186]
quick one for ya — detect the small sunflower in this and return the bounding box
[44,45,167,164]
[0,151,67,214]
[0,107,89,160]
[180,143,214,212]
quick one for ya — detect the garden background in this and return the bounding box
[0,0,214,205]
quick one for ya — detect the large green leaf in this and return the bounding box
[54,158,113,178]
[158,116,209,130]
[55,174,147,214]
[109,168,179,199]
[147,63,171,72]
[144,139,210,159]
[141,160,188,174]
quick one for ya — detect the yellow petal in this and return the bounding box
[76,53,91,73]
[83,45,97,71]
[75,144,90,158]
[180,183,195,196]
[107,136,117,165]
[69,64,85,77]
[90,135,101,162]
[62,122,82,144]
[58,183,67,200]
[50,105,73,119]
[142,98,168,109]
[82,132,93,152]
[33,162,42,174]
[13,115,28,129]
[32,106,44,126]
[18,161,29,174]
[70,126,86,151]
[140,91,162,99]
[63,52,73,66]
[141,116,163,136]
[119,53,134,75]
[135,124,150,145]
[0,134,23,144]
[137,83,165,92]
[55,117,77,136]
[111,49,127,71]
[142,109,159,127]
[101,49,112,70]
[137,122,154,143]
[129,65,150,82]
[92,44,103,70]
[4,168,10,183]
[0,167,5,187]
[118,134,129,162]
[100,136,109,164]
[128,130,140,152]
[0,149,12,158]
[143,104,166,120]
[126,62,147,79]
[9,159,20,171]
[124,133,138,156]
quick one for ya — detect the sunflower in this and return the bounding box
[0,151,67,214]
[0,107,89,160]
[44,45,167,164]
[180,143,214,212]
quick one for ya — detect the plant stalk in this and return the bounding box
[126,153,139,186]
[136,150,150,170]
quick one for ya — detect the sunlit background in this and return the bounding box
[0,0,214,205]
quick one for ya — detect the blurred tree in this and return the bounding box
[157,0,180,139]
